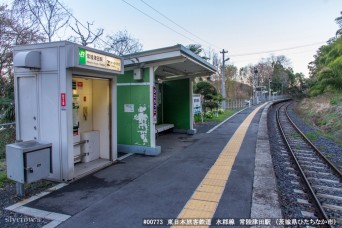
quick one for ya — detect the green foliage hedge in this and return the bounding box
[310,37,342,96]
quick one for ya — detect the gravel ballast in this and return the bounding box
[268,103,312,219]
[268,101,342,221]
[287,103,342,171]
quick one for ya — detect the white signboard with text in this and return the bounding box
[193,96,202,114]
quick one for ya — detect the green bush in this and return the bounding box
[330,93,342,105]
[194,113,202,122]
[204,111,214,119]
[0,127,16,160]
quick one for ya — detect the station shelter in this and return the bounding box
[12,41,123,182]
[117,45,217,156]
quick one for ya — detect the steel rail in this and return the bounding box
[276,102,330,225]
[284,104,342,180]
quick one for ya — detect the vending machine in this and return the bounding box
[72,80,81,163]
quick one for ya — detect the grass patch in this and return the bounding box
[211,109,237,121]
[296,144,302,150]
[0,159,13,187]
[0,172,12,187]
[324,153,333,159]
[24,179,52,191]
[0,127,16,160]
[305,132,319,141]
[289,131,301,139]
[295,92,342,146]
[194,109,241,123]
[330,93,342,105]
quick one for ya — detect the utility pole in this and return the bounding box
[220,49,229,109]
[253,67,258,105]
[268,77,271,101]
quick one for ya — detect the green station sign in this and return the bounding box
[79,48,121,72]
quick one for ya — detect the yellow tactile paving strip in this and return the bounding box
[175,103,268,227]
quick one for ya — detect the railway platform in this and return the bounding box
[8,102,283,227]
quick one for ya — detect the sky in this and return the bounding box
[6,0,341,76]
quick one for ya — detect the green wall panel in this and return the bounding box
[117,86,132,145]
[117,68,150,83]
[157,105,163,124]
[131,85,150,146]
[117,70,151,147]
[163,79,190,129]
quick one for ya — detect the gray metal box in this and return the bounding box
[133,68,143,80]
[6,141,52,183]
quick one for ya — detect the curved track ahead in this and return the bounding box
[276,102,342,226]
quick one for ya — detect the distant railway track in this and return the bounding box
[276,101,342,226]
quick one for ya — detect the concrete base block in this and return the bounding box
[187,129,197,135]
[173,128,197,135]
[118,144,161,156]
[173,129,187,134]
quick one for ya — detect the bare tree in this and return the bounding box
[254,60,273,87]
[211,52,219,67]
[14,0,70,42]
[69,21,103,47]
[104,30,143,56]
[203,47,219,66]
[0,4,44,75]
[1,4,45,121]
[11,0,43,43]
[239,65,255,86]
[250,55,292,94]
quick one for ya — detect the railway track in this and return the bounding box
[276,102,342,226]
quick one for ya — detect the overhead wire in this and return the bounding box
[230,42,325,57]
[57,0,325,66]
[121,0,205,45]
[139,0,221,51]
[229,44,323,67]
[57,0,219,57]
[124,0,326,62]
[56,0,113,47]
[232,47,319,62]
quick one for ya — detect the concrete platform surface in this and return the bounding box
[20,104,281,227]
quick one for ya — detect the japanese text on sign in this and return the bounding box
[79,49,121,72]
[61,93,66,107]
[153,86,157,123]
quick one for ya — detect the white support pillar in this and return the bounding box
[111,77,118,161]
[150,67,156,148]
[189,78,194,130]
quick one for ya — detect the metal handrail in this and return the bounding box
[0,122,16,127]
[73,140,88,147]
